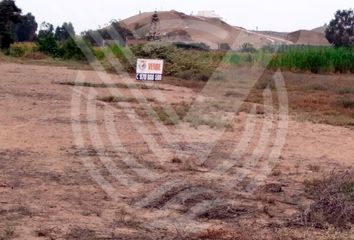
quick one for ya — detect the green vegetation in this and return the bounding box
[1,2,353,78]
[325,9,354,48]
[94,43,354,79]
[9,41,38,57]
[0,0,22,50]
[60,38,89,61]
[82,21,133,47]
[268,46,354,73]
[130,42,224,80]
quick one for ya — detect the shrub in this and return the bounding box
[297,170,354,229]
[240,43,256,53]
[37,33,60,57]
[93,47,105,60]
[174,42,210,51]
[223,53,241,64]
[131,42,176,64]
[108,44,135,72]
[174,69,210,81]
[131,42,223,80]
[218,43,231,51]
[9,42,39,57]
[61,38,89,61]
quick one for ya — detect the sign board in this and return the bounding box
[136,59,164,81]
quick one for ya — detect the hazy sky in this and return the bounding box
[15,0,352,33]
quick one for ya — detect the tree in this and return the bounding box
[82,30,103,46]
[38,22,54,39]
[12,13,38,42]
[55,22,75,42]
[37,22,60,56]
[82,21,133,46]
[325,9,354,48]
[106,21,133,45]
[61,37,89,61]
[0,0,22,49]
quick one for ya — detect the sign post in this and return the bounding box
[136,59,164,81]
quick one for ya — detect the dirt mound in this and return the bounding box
[286,30,330,46]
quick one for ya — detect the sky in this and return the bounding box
[15,0,353,33]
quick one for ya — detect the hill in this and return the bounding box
[121,10,291,49]
[312,25,328,34]
[120,10,330,49]
[286,30,330,46]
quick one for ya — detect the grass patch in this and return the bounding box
[56,81,165,90]
[99,96,155,103]
[247,72,354,127]
[337,87,354,95]
[306,84,329,91]
[153,102,233,129]
[298,170,354,229]
[153,102,190,125]
[338,97,354,109]
[0,225,15,240]
[224,90,245,98]
[185,114,233,130]
[268,46,354,73]
[9,42,39,58]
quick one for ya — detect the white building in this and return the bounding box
[196,10,221,19]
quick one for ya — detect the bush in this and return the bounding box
[174,69,210,81]
[240,43,256,53]
[9,42,38,57]
[223,53,241,64]
[37,33,60,57]
[131,42,223,80]
[61,38,89,61]
[219,43,231,51]
[93,47,105,60]
[109,44,135,72]
[174,42,210,51]
[298,170,354,229]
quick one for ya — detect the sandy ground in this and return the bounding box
[0,63,353,239]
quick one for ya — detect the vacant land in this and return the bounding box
[0,62,353,239]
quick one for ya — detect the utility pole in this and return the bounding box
[146,11,161,41]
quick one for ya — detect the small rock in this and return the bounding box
[264,183,283,193]
[171,157,182,164]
